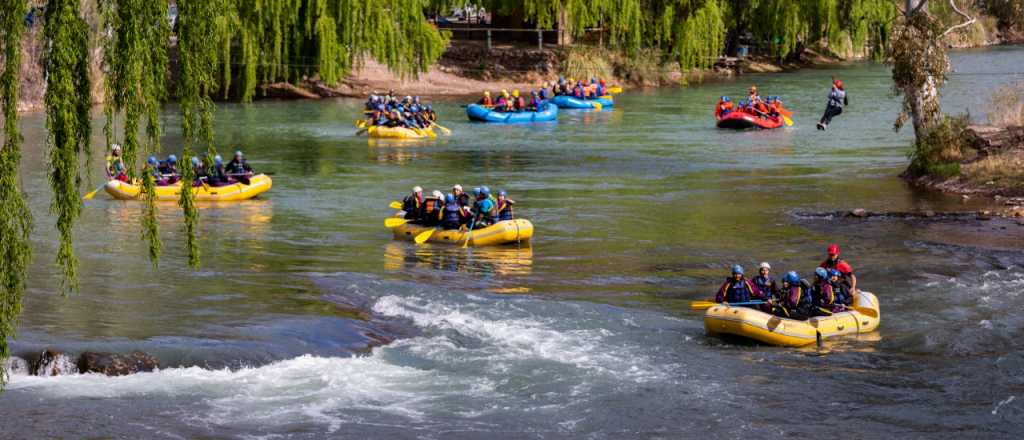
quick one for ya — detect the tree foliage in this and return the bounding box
[0,0,32,390]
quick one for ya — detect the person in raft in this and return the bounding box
[817,78,848,130]
[829,269,853,307]
[715,265,763,308]
[820,243,857,295]
[157,154,180,184]
[402,186,424,220]
[190,157,209,187]
[772,271,814,319]
[751,262,777,312]
[224,150,255,184]
[106,144,128,182]
[478,91,493,106]
[810,267,838,316]
[471,186,497,227]
[714,96,734,118]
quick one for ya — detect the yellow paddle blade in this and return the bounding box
[389,201,402,209]
[355,120,367,128]
[593,102,603,112]
[599,95,613,100]
[689,301,719,310]
[434,124,452,135]
[851,305,878,319]
[414,229,435,244]
[83,189,100,200]
[608,86,623,94]
[782,114,794,127]
[384,217,409,228]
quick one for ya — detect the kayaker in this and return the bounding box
[441,193,462,230]
[158,154,180,184]
[714,96,733,119]
[829,269,852,307]
[810,267,836,316]
[751,262,777,309]
[478,91,493,107]
[496,190,515,222]
[472,187,496,226]
[225,150,254,185]
[512,90,525,112]
[106,144,128,182]
[817,78,848,130]
[773,271,813,320]
[419,190,444,226]
[403,186,424,220]
[715,265,762,308]
[819,244,857,294]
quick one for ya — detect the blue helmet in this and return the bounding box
[815,267,829,279]
[410,105,420,113]
[445,193,455,204]
[732,265,744,275]
[472,187,481,195]
[784,271,800,284]
[167,154,177,164]
[499,190,506,197]
[190,156,200,166]
[721,96,730,102]
[426,104,433,111]
[830,269,842,278]
[480,186,490,197]
[214,154,223,165]
[147,155,158,166]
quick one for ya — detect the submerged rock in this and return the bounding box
[3,356,30,376]
[77,351,160,376]
[30,348,79,376]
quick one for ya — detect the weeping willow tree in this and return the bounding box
[45,0,92,293]
[0,0,32,389]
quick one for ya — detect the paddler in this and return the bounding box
[479,91,493,107]
[715,265,762,308]
[146,155,168,186]
[419,190,444,226]
[190,156,208,186]
[596,78,606,96]
[819,244,857,294]
[472,186,496,227]
[441,193,463,230]
[209,154,229,185]
[403,186,424,220]
[752,262,777,310]
[817,78,848,130]
[528,91,541,111]
[225,150,254,184]
[512,90,525,112]
[829,269,852,307]
[810,267,836,316]
[158,154,180,184]
[495,190,515,221]
[495,90,510,112]
[714,96,733,118]
[106,144,128,182]
[773,271,813,320]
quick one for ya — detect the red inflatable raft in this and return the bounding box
[715,111,784,130]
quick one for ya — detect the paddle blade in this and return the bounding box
[608,86,623,94]
[414,229,435,244]
[389,201,402,209]
[599,95,613,100]
[690,301,719,310]
[384,217,409,228]
[593,102,603,112]
[782,114,794,127]
[83,189,100,200]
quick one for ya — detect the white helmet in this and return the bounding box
[111,143,122,153]
[413,186,422,193]
[453,184,463,192]
[432,190,443,199]
[759,262,771,270]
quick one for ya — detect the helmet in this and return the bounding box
[432,190,443,199]
[147,155,158,166]
[111,143,122,153]
[721,96,730,102]
[190,156,200,166]
[472,186,480,195]
[234,150,243,158]
[827,244,840,255]
[512,90,520,97]
[830,269,842,278]
[784,271,799,284]
[749,85,758,92]
[214,154,223,165]
[410,105,420,113]
[403,95,412,102]
[498,190,506,197]
[815,267,829,279]
[453,184,463,192]
[834,79,844,89]
[445,193,455,204]
[480,186,490,197]
[413,186,423,193]
[731,264,744,275]
[501,89,509,97]
[426,104,432,111]
[599,79,606,85]
[484,91,491,96]
[167,154,177,164]
[759,262,771,270]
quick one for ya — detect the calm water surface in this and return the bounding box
[2,46,1024,439]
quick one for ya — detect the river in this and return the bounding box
[2,46,1023,439]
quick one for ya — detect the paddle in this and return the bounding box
[385,217,410,228]
[83,182,107,200]
[414,228,436,244]
[598,95,613,100]
[356,126,369,136]
[432,123,452,135]
[607,86,623,94]
[593,102,603,112]
[389,200,402,209]
[690,300,766,310]
[461,219,476,248]
[781,114,794,127]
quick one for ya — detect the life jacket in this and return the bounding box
[717,278,757,303]
[539,89,549,100]
[778,283,813,318]
[828,88,846,108]
[441,203,462,228]
[496,199,513,221]
[596,85,605,96]
[530,97,541,110]
[422,197,441,216]
[714,101,733,118]
[751,275,774,299]
[831,280,852,306]
[573,86,584,99]
[514,96,525,110]
[812,281,835,308]
[403,194,423,219]
[481,96,493,106]
[106,155,125,178]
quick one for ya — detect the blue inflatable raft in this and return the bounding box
[551,95,614,109]
[466,103,559,123]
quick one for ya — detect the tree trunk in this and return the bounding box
[558,3,572,45]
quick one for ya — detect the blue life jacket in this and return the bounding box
[496,200,513,221]
[752,275,774,298]
[725,279,754,303]
[442,204,461,228]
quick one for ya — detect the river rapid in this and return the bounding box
[2,47,1024,439]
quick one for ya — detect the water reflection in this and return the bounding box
[383,241,533,277]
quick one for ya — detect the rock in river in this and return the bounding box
[77,351,160,376]
[30,348,79,376]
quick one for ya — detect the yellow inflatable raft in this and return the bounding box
[391,219,533,247]
[364,125,436,140]
[704,291,880,347]
[104,174,272,202]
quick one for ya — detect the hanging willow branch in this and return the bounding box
[0,0,32,390]
[103,0,169,266]
[44,0,92,293]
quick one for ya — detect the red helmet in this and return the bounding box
[833,79,844,90]
[599,79,606,85]
[827,244,840,255]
